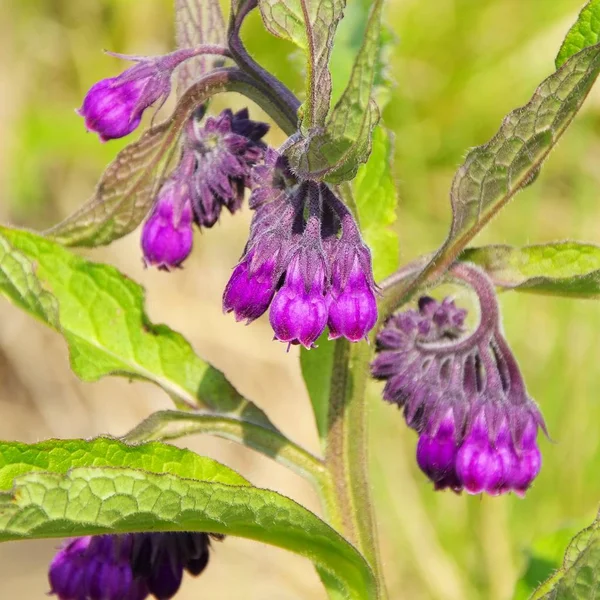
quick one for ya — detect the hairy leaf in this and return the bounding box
[531,513,600,599]
[429,43,600,276]
[285,0,383,183]
[175,0,227,95]
[0,227,273,426]
[45,69,252,248]
[258,0,345,131]
[0,438,248,491]
[461,242,600,298]
[0,442,377,599]
[353,126,399,282]
[556,0,600,68]
[124,410,326,485]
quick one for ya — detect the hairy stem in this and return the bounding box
[326,339,387,600]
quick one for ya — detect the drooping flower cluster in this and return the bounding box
[223,150,378,347]
[371,266,546,496]
[49,532,223,600]
[141,108,268,269]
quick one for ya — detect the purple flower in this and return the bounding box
[141,178,194,270]
[49,532,222,600]
[269,251,330,348]
[79,55,175,142]
[141,108,268,270]
[223,156,378,348]
[371,269,547,497]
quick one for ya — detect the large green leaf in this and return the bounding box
[0,440,377,600]
[257,0,345,131]
[353,126,399,282]
[0,227,273,426]
[556,0,600,68]
[531,513,600,599]
[0,437,248,490]
[427,43,600,278]
[461,242,600,298]
[286,0,384,183]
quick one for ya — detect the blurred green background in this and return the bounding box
[0,0,599,598]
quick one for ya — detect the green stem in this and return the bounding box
[325,339,388,600]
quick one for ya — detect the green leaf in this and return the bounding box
[285,0,384,184]
[0,227,273,426]
[531,513,600,599]
[44,70,261,247]
[431,43,600,274]
[124,410,326,486]
[513,526,583,600]
[175,0,227,96]
[461,242,600,298]
[300,332,335,447]
[0,437,248,491]
[0,440,377,600]
[257,0,346,131]
[556,0,600,68]
[353,126,399,282]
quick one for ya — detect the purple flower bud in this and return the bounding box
[79,56,173,142]
[222,250,277,322]
[141,180,194,270]
[269,253,329,348]
[49,533,222,600]
[328,254,377,342]
[416,412,461,491]
[371,265,547,497]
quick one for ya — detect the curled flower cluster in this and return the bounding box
[371,268,546,496]
[49,532,222,600]
[141,108,268,269]
[223,150,378,347]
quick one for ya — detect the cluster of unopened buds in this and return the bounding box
[78,51,378,349]
[371,264,546,496]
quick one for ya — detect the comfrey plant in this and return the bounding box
[1,0,600,598]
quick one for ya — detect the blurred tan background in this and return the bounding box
[1,0,600,598]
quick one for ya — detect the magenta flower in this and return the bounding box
[371,277,546,497]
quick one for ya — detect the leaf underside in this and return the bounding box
[531,513,600,599]
[430,42,600,272]
[461,242,600,298]
[175,0,227,96]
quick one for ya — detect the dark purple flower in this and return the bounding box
[186,108,268,227]
[223,157,378,348]
[49,532,222,600]
[79,54,176,142]
[371,264,546,496]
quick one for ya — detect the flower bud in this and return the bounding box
[79,58,172,141]
[141,181,194,270]
[269,254,329,348]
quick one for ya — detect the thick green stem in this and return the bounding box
[325,339,387,600]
